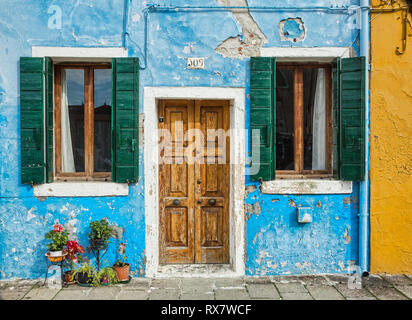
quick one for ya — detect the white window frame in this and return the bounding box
[31,46,129,197]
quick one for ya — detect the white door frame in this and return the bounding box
[143,87,245,277]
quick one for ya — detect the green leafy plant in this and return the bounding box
[44,223,69,251]
[73,262,95,284]
[88,218,113,241]
[92,267,119,286]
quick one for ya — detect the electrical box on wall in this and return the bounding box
[297,207,313,224]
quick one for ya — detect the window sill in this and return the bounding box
[260,179,352,195]
[33,182,129,197]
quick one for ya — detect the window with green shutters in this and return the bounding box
[249,56,366,182]
[19,57,140,185]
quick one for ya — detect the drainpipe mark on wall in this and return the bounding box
[215,0,267,58]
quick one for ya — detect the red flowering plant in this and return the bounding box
[66,240,85,272]
[45,223,69,252]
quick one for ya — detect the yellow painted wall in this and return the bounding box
[370,0,412,273]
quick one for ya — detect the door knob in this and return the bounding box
[208,199,216,206]
[173,199,180,206]
[197,200,202,204]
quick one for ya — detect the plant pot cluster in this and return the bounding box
[44,219,130,287]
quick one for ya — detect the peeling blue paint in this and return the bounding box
[0,0,362,279]
[245,183,359,275]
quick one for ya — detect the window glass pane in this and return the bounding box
[276,68,294,170]
[62,69,85,173]
[303,68,326,170]
[94,69,112,173]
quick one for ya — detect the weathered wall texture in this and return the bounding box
[0,0,362,278]
[245,185,359,275]
[370,0,412,274]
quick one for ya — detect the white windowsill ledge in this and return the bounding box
[260,179,353,195]
[33,182,129,197]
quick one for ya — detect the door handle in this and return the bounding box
[173,199,180,206]
[208,199,216,206]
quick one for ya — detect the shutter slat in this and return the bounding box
[339,57,366,181]
[112,58,139,183]
[45,57,54,183]
[332,57,341,179]
[249,57,275,181]
[20,57,45,185]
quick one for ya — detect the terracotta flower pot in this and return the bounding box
[64,271,75,284]
[113,263,130,281]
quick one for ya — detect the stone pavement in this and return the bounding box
[0,274,411,300]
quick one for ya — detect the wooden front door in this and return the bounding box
[159,100,230,264]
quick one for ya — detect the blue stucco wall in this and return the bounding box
[0,0,362,279]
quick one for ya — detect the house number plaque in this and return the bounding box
[186,57,205,69]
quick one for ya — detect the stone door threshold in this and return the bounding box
[156,264,239,278]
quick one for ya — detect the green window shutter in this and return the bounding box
[339,57,366,181]
[332,57,341,180]
[112,58,139,183]
[20,57,45,185]
[249,57,275,181]
[45,57,54,183]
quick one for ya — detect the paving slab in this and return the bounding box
[22,287,60,300]
[394,285,412,299]
[247,283,280,300]
[363,275,391,288]
[274,282,308,293]
[280,292,313,300]
[381,274,412,286]
[306,284,344,300]
[53,288,92,300]
[333,283,377,300]
[181,278,215,287]
[87,287,122,300]
[215,288,250,300]
[149,288,180,300]
[181,278,214,293]
[324,274,351,285]
[151,278,180,289]
[245,277,273,284]
[290,276,330,286]
[366,285,408,300]
[214,278,245,288]
[120,278,150,291]
[0,281,36,300]
[181,292,215,300]
[117,290,148,300]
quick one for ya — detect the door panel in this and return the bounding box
[195,100,230,264]
[159,99,229,264]
[159,100,195,264]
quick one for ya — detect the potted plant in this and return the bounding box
[64,240,85,284]
[88,218,113,250]
[73,262,95,285]
[92,267,119,286]
[45,223,69,258]
[113,241,130,281]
